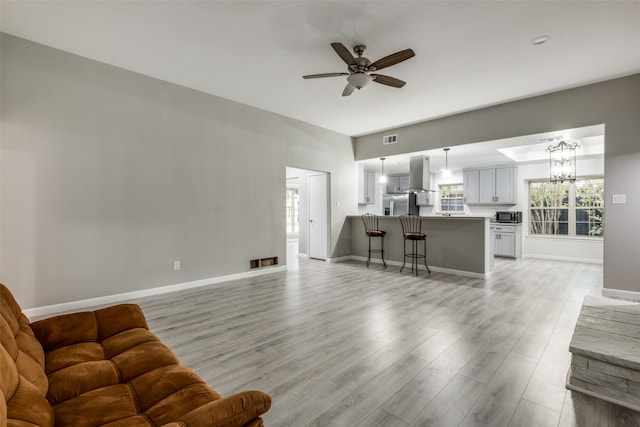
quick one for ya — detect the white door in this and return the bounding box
[309,173,329,260]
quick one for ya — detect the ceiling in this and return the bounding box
[2,1,639,137]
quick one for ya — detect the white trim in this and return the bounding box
[23,266,287,320]
[327,256,353,263]
[525,235,604,242]
[347,256,491,279]
[601,288,640,302]
[524,253,603,265]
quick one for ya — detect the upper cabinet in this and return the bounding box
[463,169,480,204]
[415,191,435,206]
[386,174,410,194]
[358,164,376,205]
[463,166,517,205]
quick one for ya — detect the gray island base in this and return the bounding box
[348,216,493,278]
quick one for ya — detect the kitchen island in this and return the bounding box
[348,215,493,278]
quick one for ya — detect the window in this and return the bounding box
[529,178,603,237]
[440,184,464,212]
[575,179,604,236]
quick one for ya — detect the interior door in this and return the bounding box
[309,173,329,260]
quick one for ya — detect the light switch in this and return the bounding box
[612,194,626,204]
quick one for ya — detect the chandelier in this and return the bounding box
[547,139,579,183]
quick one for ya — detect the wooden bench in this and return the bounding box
[567,295,640,411]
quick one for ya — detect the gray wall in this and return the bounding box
[0,34,356,309]
[354,74,640,293]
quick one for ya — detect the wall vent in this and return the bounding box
[250,256,278,269]
[383,134,398,145]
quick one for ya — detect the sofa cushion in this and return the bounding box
[0,284,53,427]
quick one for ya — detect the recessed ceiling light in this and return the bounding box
[532,35,551,46]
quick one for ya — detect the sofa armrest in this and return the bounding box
[31,304,148,350]
[161,390,271,427]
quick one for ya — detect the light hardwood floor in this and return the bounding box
[131,252,640,427]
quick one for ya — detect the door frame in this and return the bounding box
[285,167,330,261]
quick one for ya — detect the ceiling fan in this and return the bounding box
[303,43,415,96]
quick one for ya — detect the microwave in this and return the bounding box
[496,211,522,223]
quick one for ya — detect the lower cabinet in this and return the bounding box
[493,224,522,258]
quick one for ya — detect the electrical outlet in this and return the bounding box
[173,260,181,271]
[612,194,626,204]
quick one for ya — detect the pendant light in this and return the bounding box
[547,139,579,183]
[379,157,388,183]
[441,148,452,178]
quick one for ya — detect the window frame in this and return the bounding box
[438,183,465,214]
[528,176,603,238]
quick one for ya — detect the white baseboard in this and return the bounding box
[347,256,490,279]
[327,256,353,263]
[601,288,640,302]
[23,265,287,320]
[524,253,603,265]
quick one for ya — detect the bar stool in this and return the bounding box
[399,214,431,275]
[361,213,386,268]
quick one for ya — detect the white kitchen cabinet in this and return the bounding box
[463,169,480,204]
[495,167,517,204]
[415,172,436,206]
[416,191,434,206]
[494,224,522,258]
[358,165,375,204]
[464,166,517,205]
[478,169,496,204]
[386,174,410,194]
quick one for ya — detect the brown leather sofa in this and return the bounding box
[0,284,271,426]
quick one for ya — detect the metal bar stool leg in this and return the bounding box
[366,235,372,267]
[400,238,407,272]
[423,239,431,274]
[413,240,418,275]
[380,235,386,268]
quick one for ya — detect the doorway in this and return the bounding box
[285,167,330,264]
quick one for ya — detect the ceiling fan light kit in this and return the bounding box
[347,73,372,90]
[303,42,415,96]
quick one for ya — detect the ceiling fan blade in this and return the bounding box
[303,72,349,79]
[342,84,355,97]
[331,42,356,67]
[371,74,406,88]
[370,49,415,71]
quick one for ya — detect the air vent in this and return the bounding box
[383,134,398,145]
[250,256,278,269]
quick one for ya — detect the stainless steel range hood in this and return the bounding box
[406,155,434,193]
